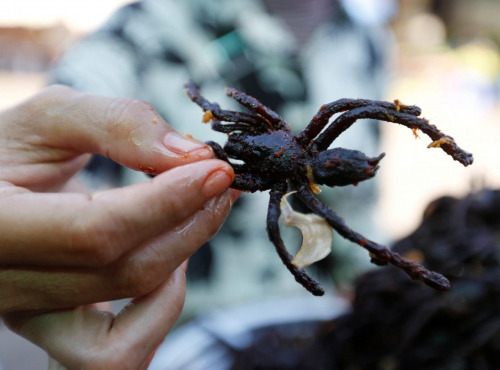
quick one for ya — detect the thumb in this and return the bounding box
[10,85,213,174]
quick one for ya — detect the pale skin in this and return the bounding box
[0,85,237,369]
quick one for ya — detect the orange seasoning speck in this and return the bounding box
[394,99,407,112]
[306,166,322,194]
[309,182,322,194]
[139,165,157,175]
[427,136,453,149]
[403,249,424,263]
[274,147,285,158]
[202,110,214,123]
[384,112,395,122]
[412,127,420,139]
[394,99,401,112]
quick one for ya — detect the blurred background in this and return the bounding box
[1,0,498,239]
[0,0,499,369]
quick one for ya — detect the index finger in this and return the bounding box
[0,159,233,267]
[6,85,213,174]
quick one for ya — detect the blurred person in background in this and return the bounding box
[50,0,398,315]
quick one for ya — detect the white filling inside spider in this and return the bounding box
[280,192,333,269]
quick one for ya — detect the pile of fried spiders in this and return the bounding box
[184,81,473,296]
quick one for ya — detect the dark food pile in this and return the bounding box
[326,189,500,369]
[229,190,500,369]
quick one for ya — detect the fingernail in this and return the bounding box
[164,132,209,155]
[203,169,233,198]
[229,189,242,204]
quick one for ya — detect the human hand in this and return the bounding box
[0,86,233,313]
[0,85,237,367]
[4,263,188,370]
[0,85,235,313]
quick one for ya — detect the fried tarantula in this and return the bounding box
[184,81,473,296]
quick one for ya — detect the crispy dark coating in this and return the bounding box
[184,81,473,296]
[326,189,500,369]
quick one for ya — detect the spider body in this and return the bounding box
[184,81,473,296]
[224,130,306,187]
[214,128,386,191]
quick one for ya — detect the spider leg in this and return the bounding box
[312,105,473,167]
[295,181,451,291]
[226,87,291,132]
[296,98,421,145]
[206,140,247,171]
[207,141,271,191]
[206,140,230,162]
[184,81,270,132]
[266,182,325,296]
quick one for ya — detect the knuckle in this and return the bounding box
[105,98,158,133]
[84,234,121,267]
[100,98,161,158]
[115,257,167,297]
[34,85,80,110]
[10,85,76,120]
[71,211,125,267]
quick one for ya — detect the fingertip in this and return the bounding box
[150,158,233,199]
[149,132,216,174]
[229,189,242,204]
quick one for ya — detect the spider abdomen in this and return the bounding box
[311,148,386,187]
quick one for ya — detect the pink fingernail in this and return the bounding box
[203,169,233,198]
[163,132,209,155]
[229,189,242,204]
